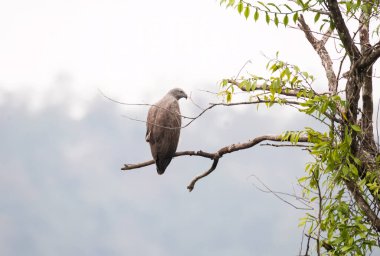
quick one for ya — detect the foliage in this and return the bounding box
[218,0,380,255]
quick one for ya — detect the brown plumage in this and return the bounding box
[146,88,187,174]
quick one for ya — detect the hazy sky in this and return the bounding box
[1,0,380,255]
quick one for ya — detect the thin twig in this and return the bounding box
[122,98,304,130]
[299,224,307,256]
[98,88,193,119]
[235,59,252,79]
[260,143,311,148]
[248,174,313,210]
[311,167,323,256]
[304,234,312,256]
[188,91,205,111]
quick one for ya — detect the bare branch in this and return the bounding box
[122,98,303,130]
[311,162,323,255]
[304,233,312,256]
[234,59,252,79]
[187,158,219,192]
[248,174,313,210]
[122,159,155,170]
[122,150,215,170]
[297,14,338,93]
[122,134,310,191]
[320,28,333,46]
[98,88,193,120]
[336,52,348,89]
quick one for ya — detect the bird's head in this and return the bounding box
[168,88,188,100]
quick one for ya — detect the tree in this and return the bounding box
[122,0,380,255]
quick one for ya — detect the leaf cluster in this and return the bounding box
[217,1,380,254]
[219,54,380,253]
[220,0,335,30]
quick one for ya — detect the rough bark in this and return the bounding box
[297,15,337,93]
[359,7,377,153]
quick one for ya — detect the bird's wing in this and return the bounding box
[147,95,181,174]
[146,104,158,143]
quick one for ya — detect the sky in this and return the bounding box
[0,0,380,255]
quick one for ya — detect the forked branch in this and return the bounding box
[122,134,310,191]
[297,14,337,93]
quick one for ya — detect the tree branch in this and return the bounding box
[359,9,377,152]
[357,42,380,69]
[228,79,345,125]
[326,0,361,62]
[187,158,219,192]
[122,134,310,191]
[227,79,304,98]
[121,98,303,131]
[122,150,215,170]
[98,88,193,120]
[297,14,338,93]
[324,0,362,125]
[345,179,380,232]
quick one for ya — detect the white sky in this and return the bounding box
[0,0,330,119]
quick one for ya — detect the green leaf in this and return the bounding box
[257,1,270,11]
[274,13,279,27]
[284,4,293,12]
[319,22,325,32]
[314,12,321,22]
[346,1,352,13]
[227,0,235,7]
[310,196,318,202]
[237,1,243,14]
[293,12,299,24]
[226,91,232,103]
[348,163,358,177]
[342,165,349,176]
[320,101,328,115]
[298,176,309,183]
[265,12,270,24]
[270,63,280,72]
[239,80,251,91]
[351,124,361,132]
[251,80,257,91]
[283,14,289,27]
[341,246,351,252]
[267,3,281,12]
[351,155,362,166]
[220,79,229,87]
[244,5,250,19]
[254,9,259,21]
[298,217,308,227]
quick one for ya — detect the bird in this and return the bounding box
[146,88,187,174]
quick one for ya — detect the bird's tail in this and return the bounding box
[156,158,172,175]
